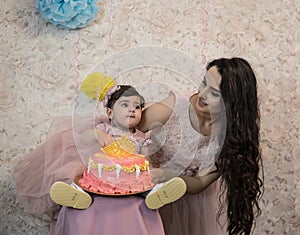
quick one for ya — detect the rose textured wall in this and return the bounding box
[0,0,299,234]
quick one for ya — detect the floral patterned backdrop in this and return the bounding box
[1,0,299,234]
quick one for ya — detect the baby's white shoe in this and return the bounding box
[145,177,186,209]
[50,182,92,209]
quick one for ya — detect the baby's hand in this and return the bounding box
[95,129,115,147]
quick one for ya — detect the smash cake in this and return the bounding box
[78,135,154,195]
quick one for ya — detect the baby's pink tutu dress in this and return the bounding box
[13,116,165,235]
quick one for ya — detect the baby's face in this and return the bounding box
[107,95,143,132]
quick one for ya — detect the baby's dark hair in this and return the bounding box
[106,85,145,109]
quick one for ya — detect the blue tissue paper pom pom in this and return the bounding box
[36,0,100,29]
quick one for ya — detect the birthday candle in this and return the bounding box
[88,159,92,173]
[145,160,150,174]
[98,163,102,178]
[135,164,140,179]
[116,164,122,179]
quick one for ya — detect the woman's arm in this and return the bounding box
[181,171,220,194]
[151,166,220,194]
[139,92,220,194]
[138,92,175,132]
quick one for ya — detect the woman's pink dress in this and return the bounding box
[13,116,165,235]
[150,93,228,235]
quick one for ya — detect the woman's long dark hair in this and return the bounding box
[207,58,264,235]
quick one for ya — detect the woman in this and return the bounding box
[138,57,264,235]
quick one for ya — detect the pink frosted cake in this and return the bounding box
[79,136,153,195]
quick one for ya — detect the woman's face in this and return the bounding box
[195,66,222,115]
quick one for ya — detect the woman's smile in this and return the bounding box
[197,96,207,107]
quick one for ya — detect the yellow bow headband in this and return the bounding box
[80,72,116,101]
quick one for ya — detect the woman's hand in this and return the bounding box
[181,170,220,194]
[95,129,115,147]
[151,168,178,184]
[151,166,220,194]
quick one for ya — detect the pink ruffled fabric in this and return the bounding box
[13,116,100,215]
[159,180,227,235]
[96,122,152,147]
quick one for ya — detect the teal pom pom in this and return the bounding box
[36,0,100,30]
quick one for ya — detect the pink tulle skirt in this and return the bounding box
[13,116,100,215]
[53,196,165,235]
[159,179,227,235]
